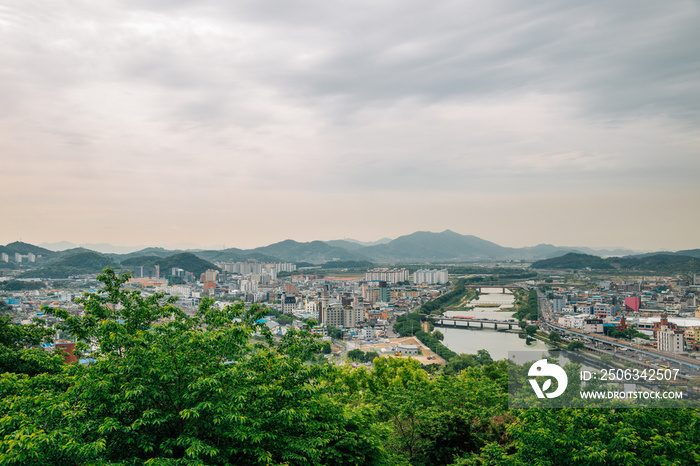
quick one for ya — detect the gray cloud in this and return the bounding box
[1,0,698,249]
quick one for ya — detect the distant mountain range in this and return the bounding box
[1,232,688,271]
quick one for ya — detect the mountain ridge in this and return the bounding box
[1,233,688,266]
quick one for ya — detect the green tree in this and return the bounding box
[348,348,365,361]
[475,349,493,366]
[0,314,62,375]
[525,325,537,337]
[445,354,477,376]
[0,269,388,465]
[362,351,378,363]
[348,357,510,466]
[480,408,700,465]
[566,340,584,351]
[0,299,13,314]
[394,313,425,337]
[276,313,294,325]
[548,331,561,343]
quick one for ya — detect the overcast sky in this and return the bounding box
[1,0,699,251]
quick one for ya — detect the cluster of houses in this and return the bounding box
[550,276,700,354]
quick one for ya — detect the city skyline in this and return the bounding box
[2,1,699,251]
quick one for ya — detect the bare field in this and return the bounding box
[353,336,447,366]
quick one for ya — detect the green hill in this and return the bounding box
[120,256,164,268]
[675,249,700,258]
[0,241,54,257]
[112,247,185,262]
[363,230,511,262]
[121,253,219,277]
[251,240,368,264]
[0,242,57,267]
[531,252,700,273]
[531,253,613,270]
[611,254,700,273]
[20,251,118,278]
[193,248,280,264]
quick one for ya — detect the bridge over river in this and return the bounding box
[434,316,518,330]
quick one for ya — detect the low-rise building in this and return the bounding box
[584,318,604,333]
[658,329,684,353]
[397,344,419,356]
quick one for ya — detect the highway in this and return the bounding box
[535,289,700,373]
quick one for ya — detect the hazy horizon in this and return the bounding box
[2,1,698,251]
[0,231,665,256]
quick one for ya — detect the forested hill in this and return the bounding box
[119,252,220,277]
[0,241,54,257]
[19,251,117,278]
[530,253,613,270]
[532,252,700,273]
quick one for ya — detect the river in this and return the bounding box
[440,327,550,360]
[440,286,550,360]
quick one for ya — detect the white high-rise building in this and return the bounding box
[240,280,258,293]
[413,269,449,285]
[365,268,409,284]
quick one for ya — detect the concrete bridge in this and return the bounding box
[433,315,517,330]
[465,286,512,294]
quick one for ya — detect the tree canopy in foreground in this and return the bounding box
[0,269,698,465]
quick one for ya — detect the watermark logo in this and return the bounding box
[509,352,695,408]
[528,359,568,398]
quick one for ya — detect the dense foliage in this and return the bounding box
[0,300,12,314]
[0,280,45,291]
[394,313,429,337]
[417,279,471,315]
[414,330,456,360]
[512,289,539,321]
[1,269,699,465]
[20,251,117,278]
[347,349,378,363]
[0,314,63,376]
[603,325,648,340]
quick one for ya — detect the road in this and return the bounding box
[536,289,700,375]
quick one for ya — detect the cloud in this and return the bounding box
[1,0,698,249]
